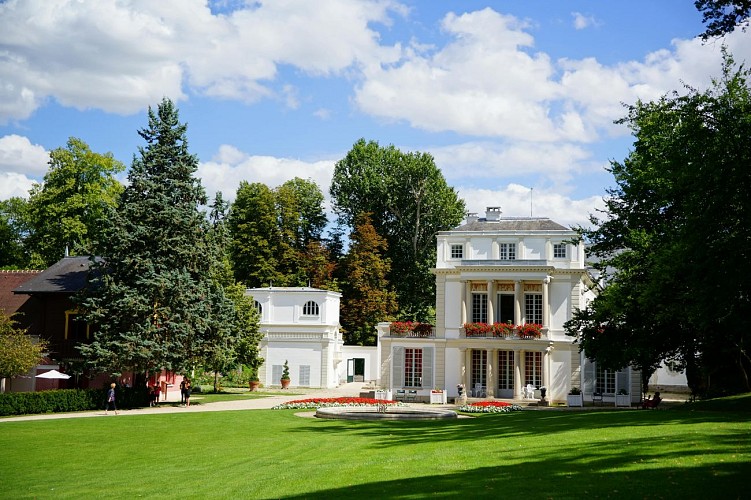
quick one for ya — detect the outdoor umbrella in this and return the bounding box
[35,369,71,379]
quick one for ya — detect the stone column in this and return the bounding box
[487,280,494,324]
[514,350,522,399]
[514,280,522,324]
[488,349,498,398]
[491,240,499,259]
[461,281,468,325]
[542,276,550,329]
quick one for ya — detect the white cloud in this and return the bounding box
[572,12,599,30]
[355,7,751,145]
[0,172,35,199]
[430,140,599,185]
[0,135,49,176]
[0,0,403,122]
[458,183,604,229]
[197,145,337,209]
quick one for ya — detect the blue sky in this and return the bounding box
[1,1,749,227]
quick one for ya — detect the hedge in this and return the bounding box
[0,386,149,417]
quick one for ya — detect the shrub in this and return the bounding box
[0,386,149,417]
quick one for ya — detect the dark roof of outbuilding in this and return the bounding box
[451,217,571,232]
[13,256,98,295]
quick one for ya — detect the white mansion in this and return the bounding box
[377,208,641,405]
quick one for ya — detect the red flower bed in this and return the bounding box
[272,397,399,410]
[468,401,512,408]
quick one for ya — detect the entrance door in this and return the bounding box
[347,358,366,382]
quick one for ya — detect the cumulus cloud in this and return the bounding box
[458,183,604,229]
[0,0,402,122]
[354,7,751,143]
[0,172,35,199]
[197,145,337,209]
[0,135,49,176]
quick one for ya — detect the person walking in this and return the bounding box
[180,378,186,405]
[105,382,118,415]
[184,378,192,408]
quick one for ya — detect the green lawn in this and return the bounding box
[1,397,750,499]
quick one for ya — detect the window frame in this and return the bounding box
[499,242,516,260]
[553,243,567,259]
[302,300,320,316]
[524,293,543,325]
[450,244,463,260]
[404,348,423,388]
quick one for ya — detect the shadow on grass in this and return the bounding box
[289,408,749,449]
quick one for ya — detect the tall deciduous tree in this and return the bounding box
[696,0,751,39]
[566,51,751,396]
[340,213,398,345]
[331,139,465,321]
[229,178,329,288]
[25,138,124,267]
[77,99,239,378]
[0,198,30,269]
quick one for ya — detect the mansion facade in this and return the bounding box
[378,208,641,405]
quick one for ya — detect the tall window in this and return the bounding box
[499,242,516,260]
[302,300,319,316]
[65,311,88,340]
[404,348,423,387]
[497,350,514,390]
[472,293,488,323]
[525,293,542,324]
[524,351,542,387]
[471,349,487,388]
[451,244,463,259]
[298,365,310,386]
[253,301,262,315]
[553,243,567,258]
[496,294,514,324]
[596,365,616,394]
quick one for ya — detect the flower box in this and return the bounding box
[430,390,447,404]
[566,394,583,407]
[616,394,631,407]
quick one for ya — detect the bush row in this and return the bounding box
[0,386,149,417]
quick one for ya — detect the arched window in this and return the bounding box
[254,301,262,315]
[302,300,319,316]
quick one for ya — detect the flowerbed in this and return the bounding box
[271,397,402,410]
[458,401,523,413]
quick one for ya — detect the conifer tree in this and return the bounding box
[77,98,239,377]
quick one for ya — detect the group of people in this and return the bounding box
[104,377,193,415]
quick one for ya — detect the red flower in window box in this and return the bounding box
[463,323,492,337]
[517,323,542,338]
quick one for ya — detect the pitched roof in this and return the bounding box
[0,270,41,314]
[451,217,571,232]
[13,256,96,295]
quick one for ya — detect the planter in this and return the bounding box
[281,378,291,389]
[375,389,393,401]
[430,391,447,404]
[249,380,260,392]
[616,394,631,407]
[566,394,583,407]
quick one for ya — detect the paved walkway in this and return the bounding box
[0,382,370,423]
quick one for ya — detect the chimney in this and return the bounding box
[486,206,502,221]
[466,212,478,223]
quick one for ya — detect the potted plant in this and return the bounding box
[616,388,630,407]
[280,360,291,389]
[567,387,583,407]
[492,322,514,338]
[248,365,260,392]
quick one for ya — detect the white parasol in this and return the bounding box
[35,369,71,379]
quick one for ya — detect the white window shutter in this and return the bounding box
[393,347,405,388]
[421,347,433,389]
[616,369,629,394]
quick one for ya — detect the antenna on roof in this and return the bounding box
[530,188,533,217]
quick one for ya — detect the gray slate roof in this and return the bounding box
[13,256,97,294]
[451,217,570,232]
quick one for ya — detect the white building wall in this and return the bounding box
[338,345,380,384]
[523,238,545,259]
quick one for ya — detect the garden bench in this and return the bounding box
[405,390,418,403]
[592,392,603,405]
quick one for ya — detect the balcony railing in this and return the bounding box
[388,322,435,338]
[461,323,546,340]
